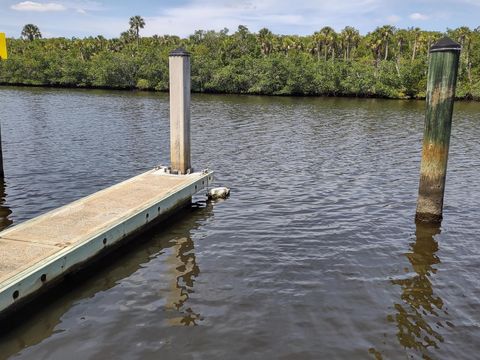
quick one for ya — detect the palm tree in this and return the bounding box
[21,24,42,41]
[257,28,274,56]
[377,25,395,60]
[120,29,136,44]
[129,15,145,45]
[318,26,337,61]
[392,29,408,76]
[74,38,97,62]
[292,35,304,52]
[450,26,473,83]
[424,32,441,51]
[280,36,296,56]
[366,32,383,69]
[395,29,408,59]
[313,31,323,60]
[303,35,317,57]
[410,27,421,61]
[340,26,360,60]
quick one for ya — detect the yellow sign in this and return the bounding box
[0,33,7,60]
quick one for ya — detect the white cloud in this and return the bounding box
[9,0,480,39]
[409,12,429,20]
[11,1,66,12]
[142,0,383,36]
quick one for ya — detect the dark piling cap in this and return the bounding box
[169,47,190,57]
[430,37,461,53]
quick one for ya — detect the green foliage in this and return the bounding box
[1,25,479,100]
[399,58,427,98]
[88,52,137,88]
[339,61,376,96]
[136,79,150,90]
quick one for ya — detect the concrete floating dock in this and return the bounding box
[0,168,213,317]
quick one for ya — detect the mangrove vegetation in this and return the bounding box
[1,21,480,99]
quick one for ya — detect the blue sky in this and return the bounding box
[0,0,479,38]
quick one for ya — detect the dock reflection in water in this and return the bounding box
[389,223,452,359]
[0,179,12,231]
[0,200,212,359]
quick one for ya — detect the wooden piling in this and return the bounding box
[416,37,461,223]
[169,48,191,175]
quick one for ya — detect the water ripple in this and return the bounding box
[0,89,479,359]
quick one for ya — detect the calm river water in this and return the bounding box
[0,87,479,359]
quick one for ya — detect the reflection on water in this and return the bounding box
[1,88,480,359]
[165,236,202,326]
[0,200,212,359]
[389,223,450,359]
[0,178,12,231]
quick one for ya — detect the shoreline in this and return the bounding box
[1,82,478,102]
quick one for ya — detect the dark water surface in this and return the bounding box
[0,87,479,359]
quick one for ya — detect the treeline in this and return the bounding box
[1,25,480,99]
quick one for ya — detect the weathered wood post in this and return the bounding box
[416,37,461,223]
[169,48,191,175]
[0,32,8,178]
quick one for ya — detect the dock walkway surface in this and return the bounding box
[0,168,213,316]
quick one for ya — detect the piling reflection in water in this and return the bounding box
[164,235,202,326]
[389,223,450,358]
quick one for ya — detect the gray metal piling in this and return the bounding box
[169,48,191,175]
